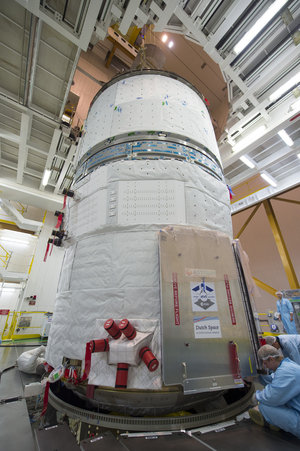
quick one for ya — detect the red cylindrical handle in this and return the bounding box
[115,363,129,388]
[139,347,159,372]
[104,318,121,339]
[229,341,241,379]
[91,339,109,352]
[119,319,136,340]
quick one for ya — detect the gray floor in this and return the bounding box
[0,341,43,451]
[1,342,299,451]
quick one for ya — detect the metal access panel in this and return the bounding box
[159,226,257,394]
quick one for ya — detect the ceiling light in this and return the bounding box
[269,71,300,102]
[232,125,266,152]
[297,153,300,159]
[278,129,294,146]
[239,155,256,169]
[161,34,168,43]
[62,114,71,124]
[233,0,289,55]
[168,41,174,48]
[42,169,51,186]
[260,172,277,187]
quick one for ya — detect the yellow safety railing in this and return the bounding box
[0,243,11,269]
[1,311,50,340]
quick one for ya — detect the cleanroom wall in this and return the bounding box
[22,212,64,312]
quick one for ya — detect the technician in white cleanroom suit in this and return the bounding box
[249,345,300,438]
[265,335,300,364]
[276,291,298,334]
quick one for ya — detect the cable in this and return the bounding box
[0,364,17,383]
[0,343,47,348]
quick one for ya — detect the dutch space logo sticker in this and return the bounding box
[193,316,222,339]
[190,281,217,312]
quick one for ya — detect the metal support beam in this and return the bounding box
[1,157,44,180]
[253,277,277,297]
[27,18,42,106]
[263,199,299,289]
[53,144,76,194]
[58,48,81,119]
[0,130,20,144]
[39,128,62,190]
[24,15,39,107]
[15,0,101,51]
[149,0,180,33]
[273,197,300,206]
[17,113,32,184]
[234,203,261,239]
[119,0,140,35]
[174,5,262,112]
[0,93,60,126]
[0,178,62,212]
[0,199,43,232]
[228,139,300,187]
[204,0,252,52]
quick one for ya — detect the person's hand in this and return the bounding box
[250,392,258,407]
[257,368,267,375]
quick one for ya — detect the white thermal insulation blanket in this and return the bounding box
[78,74,220,163]
[46,159,231,390]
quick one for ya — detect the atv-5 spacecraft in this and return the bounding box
[45,70,259,428]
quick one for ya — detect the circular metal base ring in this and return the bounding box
[49,383,254,432]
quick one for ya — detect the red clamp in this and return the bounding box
[229,341,242,381]
[115,363,129,389]
[43,241,50,262]
[119,319,136,340]
[104,319,121,339]
[139,347,159,372]
[55,213,64,229]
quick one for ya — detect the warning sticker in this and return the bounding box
[224,274,236,325]
[193,316,222,339]
[172,272,180,326]
[190,281,217,312]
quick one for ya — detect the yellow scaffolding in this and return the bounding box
[0,244,11,269]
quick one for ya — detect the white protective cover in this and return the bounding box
[46,73,231,390]
[17,346,46,374]
[78,74,221,163]
[46,160,232,389]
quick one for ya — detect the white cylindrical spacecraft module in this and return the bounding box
[46,70,256,415]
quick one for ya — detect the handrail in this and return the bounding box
[1,310,52,340]
[0,243,12,269]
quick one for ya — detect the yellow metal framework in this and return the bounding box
[263,199,299,289]
[274,197,300,206]
[252,277,277,296]
[0,243,11,269]
[234,204,261,239]
[233,195,299,294]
